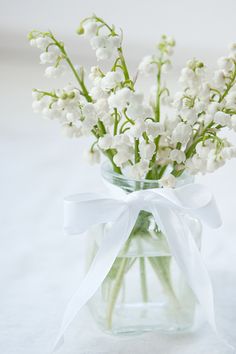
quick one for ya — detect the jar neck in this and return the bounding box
[101,162,194,194]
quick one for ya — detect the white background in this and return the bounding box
[1,0,236,353]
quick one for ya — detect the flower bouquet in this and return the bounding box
[28,15,236,348]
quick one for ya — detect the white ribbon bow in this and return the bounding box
[53,183,222,351]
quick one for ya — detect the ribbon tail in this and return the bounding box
[52,207,139,352]
[151,203,216,331]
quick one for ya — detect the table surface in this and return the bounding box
[1,61,236,354]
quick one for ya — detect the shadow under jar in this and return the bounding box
[86,162,202,335]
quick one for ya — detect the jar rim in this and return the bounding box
[101,161,159,185]
[101,161,193,187]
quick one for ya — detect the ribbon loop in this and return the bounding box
[64,194,126,235]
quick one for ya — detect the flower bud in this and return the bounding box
[77,26,84,35]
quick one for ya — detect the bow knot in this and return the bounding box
[124,191,153,212]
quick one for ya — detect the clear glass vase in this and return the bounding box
[86,163,202,335]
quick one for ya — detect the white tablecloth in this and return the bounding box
[1,61,236,354]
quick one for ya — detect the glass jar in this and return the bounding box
[86,163,202,335]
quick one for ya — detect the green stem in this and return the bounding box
[66,58,92,102]
[91,127,121,174]
[118,47,131,83]
[119,120,130,134]
[139,258,148,302]
[125,257,137,272]
[158,164,168,179]
[148,257,180,308]
[106,257,129,329]
[92,15,114,33]
[123,108,135,125]
[50,33,92,102]
[170,122,214,177]
[145,136,160,179]
[97,119,106,135]
[113,108,119,135]
[219,62,236,103]
[33,89,58,99]
[155,62,162,122]
[134,138,140,163]
[145,59,164,179]
[105,150,122,174]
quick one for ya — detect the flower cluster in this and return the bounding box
[29,16,236,187]
[78,16,121,61]
[29,31,67,78]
